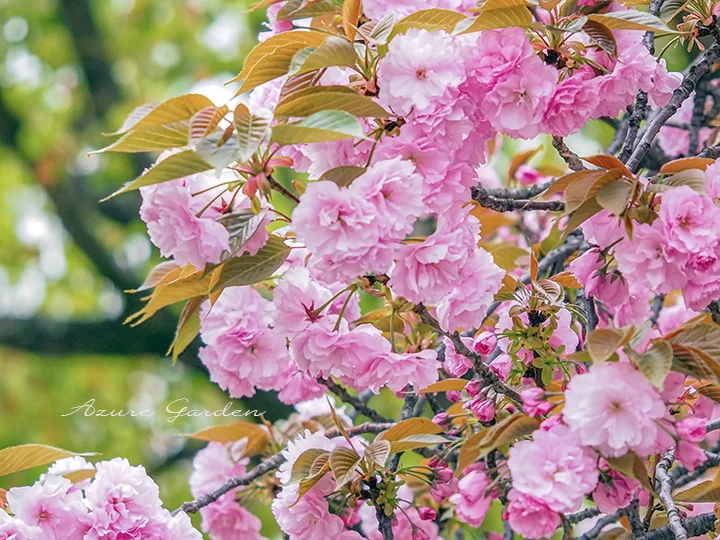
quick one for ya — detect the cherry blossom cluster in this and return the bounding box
[83,0,720,537]
[0,457,200,539]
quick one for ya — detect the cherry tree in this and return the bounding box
[4,0,720,538]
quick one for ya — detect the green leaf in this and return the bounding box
[230,31,328,94]
[272,110,365,145]
[659,0,692,21]
[216,209,268,261]
[233,104,272,162]
[0,445,95,477]
[329,447,362,487]
[131,261,181,292]
[277,0,336,20]
[107,94,214,136]
[669,323,720,381]
[287,36,357,76]
[275,86,389,118]
[214,236,290,290]
[596,179,633,215]
[319,165,368,187]
[632,340,673,390]
[587,11,675,33]
[391,8,467,36]
[102,150,213,200]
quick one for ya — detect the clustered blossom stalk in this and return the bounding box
[10,0,720,539]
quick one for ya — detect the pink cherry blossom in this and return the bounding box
[543,75,600,137]
[139,166,231,269]
[199,496,266,540]
[6,476,88,539]
[0,509,43,540]
[676,417,707,442]
[505,489,561,539]
[190,442,248,499]
[352,349,439,393]
[563,362,666,457]
[592,467,639,514]
[448,468,492,527]
[442,337,473,377]
[676,440,708,472]
[520,388,553,417]
[508,423,598,512]
[378,29,465,116]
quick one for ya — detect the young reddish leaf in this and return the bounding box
[184,422,270,457]
[0,445,96,477]
[508,145,542,180]
[166,296,203,364]
[189,105,229,145]
[550,271,582,289]
[587,328,625,363]
[596,179,633,215]
[233,104,271,162]
[391,8,467,36]
[102,150,213,200]
[342,0,362,40]
[230,31,328,93]
[287,36,357,76]
[582,154,633,177]
[587,11,676,32]
[130,261,182,293]
[277,0,336,20]
[106,94,214,136]
[63,469,97,485]
[329,447,362,487]
[582,20,617,56]
[419,378,469,393]
[320,166,368,187]
[290,449,330,483]
[275,86,389,118]
[272,110,365,145]
[630,339,673,389]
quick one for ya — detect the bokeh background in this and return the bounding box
[0,0,289,533]
[0,0,691,536]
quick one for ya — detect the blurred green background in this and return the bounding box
[0,0,289,533]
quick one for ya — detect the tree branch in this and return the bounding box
[320,379,392,423]
[471,186,564,213]
[552,136,587,172]
[655,450,687,540]
[626,38,720,172]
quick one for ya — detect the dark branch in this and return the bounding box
[471,186,564,213]
[552,136,586,172]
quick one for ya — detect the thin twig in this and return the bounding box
[471,186,565,213]
[321,379,393,423]
[626,38,720,172]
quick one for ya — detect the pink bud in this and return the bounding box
[469,396,496,422]
[472,331,497,356]
[446,390,462,403]
[418,507,437,521]
[465,378,483,397]
[432,413,450,426]
[428,457,442,468]
[435,467,453,484]
[515,164,542,186]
